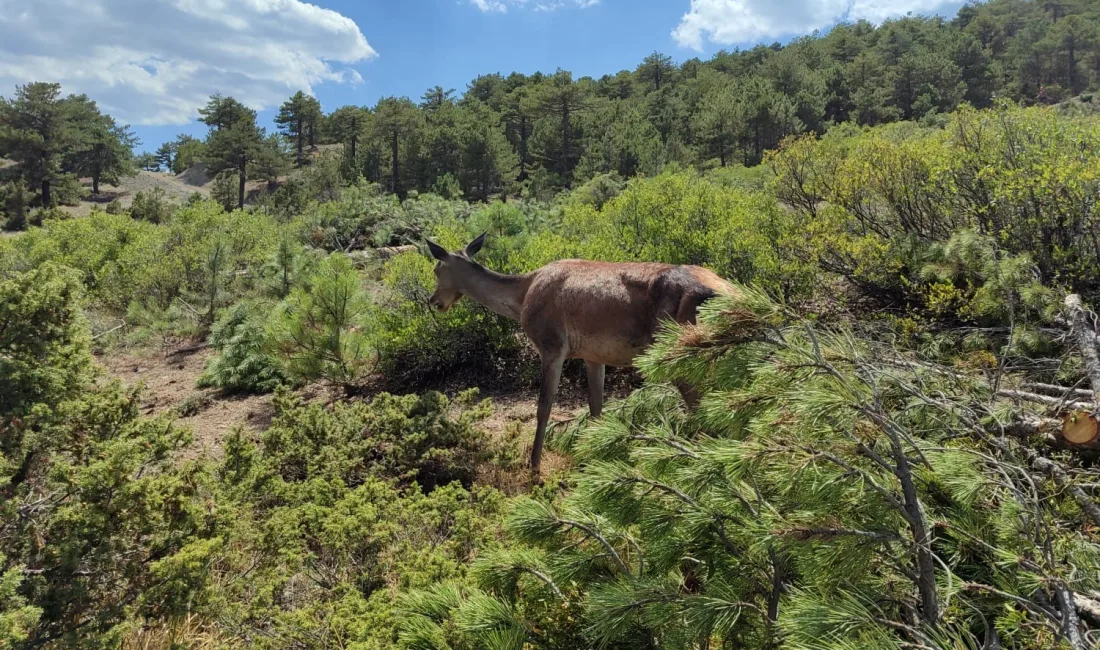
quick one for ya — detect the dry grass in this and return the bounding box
[122,615,242,650]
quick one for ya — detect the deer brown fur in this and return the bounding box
[425,233,737,474]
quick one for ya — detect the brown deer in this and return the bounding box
[425,233,737,474]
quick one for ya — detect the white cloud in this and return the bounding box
[470,0,598,13]
[673,0,958,51]
[0,0,376,125]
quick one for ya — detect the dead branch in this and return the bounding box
[1022,382,1095,400]
[165,342,211,358]
[1064,295,1100,406]
[995,389,1092,412]
[1030,457,1100,528]
[1075,593,1100,627]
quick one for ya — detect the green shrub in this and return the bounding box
[432,172,464,200]
[252,386,500,491]
[211,171,238,211]
[0,263,93,418]
[175,391,213,417]
[768,104,1100,304]
[266,253,376,390]
[53,173,85,206]
[104,198,123,214]
[130,187,173,223]
[198,301,286,394]
[1,182,30,230]
[27,206,68,227]
[562,171,815,300]
[372,247,527,387]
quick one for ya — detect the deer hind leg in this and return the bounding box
[674,381,702,409]
[671,290,711,411]
[585,361,605,418]
[531,351,566,475]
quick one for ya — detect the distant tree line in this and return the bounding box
[0,83,137,225]
[4,0,1100,221]
[220,0,1100,200]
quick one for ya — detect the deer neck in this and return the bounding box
[461,264,533,321]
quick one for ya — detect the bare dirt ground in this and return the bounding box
[96,347,274,459]
[95,343,622,480]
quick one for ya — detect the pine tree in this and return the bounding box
[66,109,138,195]
[203,96,264,209]
[0,83,82,207]
[276,91,313,166]
[154,141,176,172]
[371,97,421,198]
[638,51,676,91]
[198,94,252,131]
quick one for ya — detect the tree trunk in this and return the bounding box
[561,104,571,183]
[1068,38,1077,93]
[519,117,529,181]
[349,133,357,163]
[238,155,247,209]
[391,130,401,196]
[92,175,100,196]
[296,117,304,166]
[41,179,51,208]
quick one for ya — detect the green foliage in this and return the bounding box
[0,263,92,419]
[266,253,376,390]
[373,245,526,386]
[0,556,40,649]
[0,262,208,649]
[769,103,1100,306]
[12,199,280,315]
[563,171,815,300]
[416,290,1099,649]
[129,186,173,223]
[199,300,286,394]
[0,182,30,230]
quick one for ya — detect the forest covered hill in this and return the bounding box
[2,1,1100,649]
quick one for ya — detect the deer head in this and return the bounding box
[425,233,488,312]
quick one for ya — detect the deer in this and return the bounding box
[424,233,738,474]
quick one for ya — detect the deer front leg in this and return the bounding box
[531,352,565,475]
[585,361,605,418]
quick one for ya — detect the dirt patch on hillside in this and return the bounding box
[60,170,213,219]
[97,347,273,459]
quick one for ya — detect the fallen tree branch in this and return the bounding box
[1064,295,1100,407]
[91,321,126,341]
[1075,593,1100,627]
[1030,457,1100,528]
[165,342,211,358]
[1022,382,1095,400]
[995,389,1091,412]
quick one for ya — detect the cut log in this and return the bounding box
[1062,411,1100,447]
[1075,593,1100,627]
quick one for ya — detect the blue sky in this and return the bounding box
[134,0,693,151]
[0,0,964,153]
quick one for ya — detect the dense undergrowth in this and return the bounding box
[3,98,1100,649]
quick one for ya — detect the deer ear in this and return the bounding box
[465,232,488,258]
[425,238,449,261]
